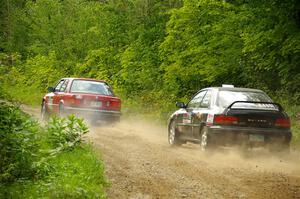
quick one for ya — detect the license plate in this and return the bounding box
[90,101,102,107]
[249,134,264,142]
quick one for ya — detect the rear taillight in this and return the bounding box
[214,115,238,125]
[110,100,121,109]
[275,118,290,128]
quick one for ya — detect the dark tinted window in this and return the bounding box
[70,80,114,96]
[217,90,274,109]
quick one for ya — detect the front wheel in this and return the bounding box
[168,120,182,146]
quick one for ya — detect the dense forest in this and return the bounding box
[1,0,300,117]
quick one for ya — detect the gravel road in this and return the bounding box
[22,106,300,199]
[88,118,300,199]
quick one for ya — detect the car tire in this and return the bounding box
[200,128,215,151]
[168,120,183,146]
[59,103,66,118]
[41,101,49,121]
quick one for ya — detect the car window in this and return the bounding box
[55,80,65,92]
[59,80,69,92]
[200,90,212,108]
[187,91,207,108]
[217,90,274,109]
[70,80,114,96]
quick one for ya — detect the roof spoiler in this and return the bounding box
[224,101,283,114]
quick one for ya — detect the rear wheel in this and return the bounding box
[200,128,215,151]
[168,120,183,146]
[59,103,66,118]
[41,101,49,121]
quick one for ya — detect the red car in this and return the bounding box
[41,78,121,124]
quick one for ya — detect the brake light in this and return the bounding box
[110,100,121,110]
[214,115,238,125]
[275,118,290,128]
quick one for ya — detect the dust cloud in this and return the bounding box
[89,115,300,176]
[88,116,300,198]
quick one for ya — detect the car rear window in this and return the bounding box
[70,80,114,96]
[217,90,276,110]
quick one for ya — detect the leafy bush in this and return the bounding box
[0,102,40,183]
[47,115,89,154]
[0,100,107,198]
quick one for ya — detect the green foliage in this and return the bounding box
[0,102,40,183]
[47,115,89,153]
[44,146,107,199]
[0,97,107,197]
[1,146,108,199]
[0,0,299,142]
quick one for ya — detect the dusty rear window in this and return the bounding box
[217,91,276,110]
[70,80,114,96]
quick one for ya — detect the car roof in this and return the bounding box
[62,77,107,83]
[202,87,265,93]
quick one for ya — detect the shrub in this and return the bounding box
[0,102,40,183]
[46,115,89,155]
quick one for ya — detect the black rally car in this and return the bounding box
[168,85,292,152]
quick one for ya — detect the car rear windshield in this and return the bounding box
[70,80,114,96]
[217,90,277,110]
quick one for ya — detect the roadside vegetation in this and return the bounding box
[0,0,299,144]
[0,87,108,198]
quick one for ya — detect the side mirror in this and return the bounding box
[176,101,186,108]
[47,87,55,92]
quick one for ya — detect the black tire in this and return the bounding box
[41,101,49,121]
[200,127,215,151]
[168,120,183,146]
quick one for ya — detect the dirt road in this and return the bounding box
[23,106,300,199]
[88,118,300,199]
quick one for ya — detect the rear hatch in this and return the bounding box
[214,101,290,129]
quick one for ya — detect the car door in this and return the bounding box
[191,90,213,139]
[51,79,66,113]
[58,79,69,105]
[177,90,207,138]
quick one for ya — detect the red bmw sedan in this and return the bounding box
[41,78,121,124]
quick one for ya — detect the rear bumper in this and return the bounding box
[207,125,292,146]
[64,106,121,121]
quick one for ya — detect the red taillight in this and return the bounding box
[214,115,238,125]
[110,100,121,110]
[275,118,290,128]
